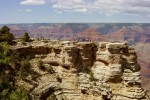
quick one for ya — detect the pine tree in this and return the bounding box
[23,32,30,42]
[0,26,10,34]
[0,26,15,44]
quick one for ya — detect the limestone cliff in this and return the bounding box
[11,40,149,100]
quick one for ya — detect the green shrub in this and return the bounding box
[45,65,54,74]
[10,50,20,67]
[0,87,31,100]
[21,59,30,68]
[56,75,62,82]
[89,71,97,81]
[62,57,65,63]
[48,66,54,74]
[0,42,10,70]
[43,40,48,43]
[47,93,56,100]
[9,88,30,100]
[22,32,30,42]
[0,39,31,100]
[0,26,10,34]
[21,40,26,45]
[0,26,15,44]
[37,60,45,71]
[20,59,31,79]
[38,61,54,73]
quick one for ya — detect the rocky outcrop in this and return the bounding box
[11,40,149,100]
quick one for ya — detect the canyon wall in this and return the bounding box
[11,40,149,100]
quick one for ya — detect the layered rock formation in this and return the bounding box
[11,40,149,100]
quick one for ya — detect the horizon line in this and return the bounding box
[0,22,150,25]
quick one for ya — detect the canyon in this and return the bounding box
[1,23,149,95]
[1,23,150,97]
[10,40,149,100]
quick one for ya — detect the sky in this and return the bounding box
[0,0,150,24]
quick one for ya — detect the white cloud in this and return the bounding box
[74,8,87,13]
[50,0,150,17]
[25,9,32,12]
[18,9,32,12]
[20,0,46,5]
[20,0,150,17]
[51,0,88,13]
[54,10,62,14]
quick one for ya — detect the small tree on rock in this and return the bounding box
[0,26,15,44]
[23,32,30,42]
[0,26,10,34]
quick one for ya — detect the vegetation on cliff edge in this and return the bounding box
[0,26,32,100]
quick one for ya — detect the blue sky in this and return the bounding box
[0,0,150,24]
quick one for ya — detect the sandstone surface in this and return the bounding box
[11,40,149,100]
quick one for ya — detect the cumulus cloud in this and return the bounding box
[20,0,150,16]
[52,0,88,13]
[50,0,150,16]
[20,0,46,5]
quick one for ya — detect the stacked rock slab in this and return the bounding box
[11,41,149,100]
[76,42,97,67]
[92,42,148,100]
